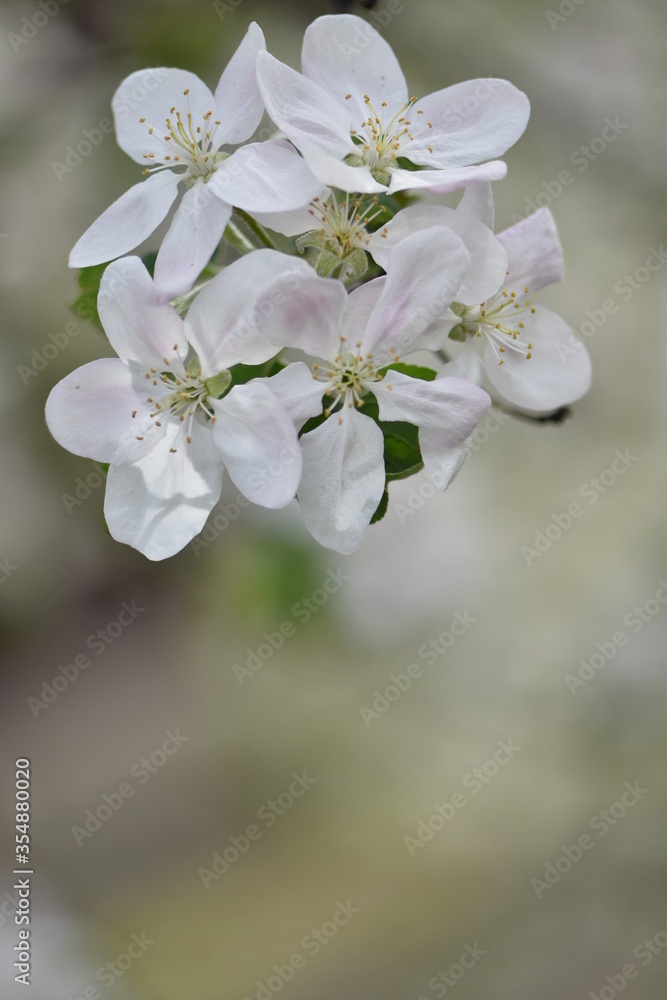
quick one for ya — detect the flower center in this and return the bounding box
[140,88,228,180]
[134,355,230,452]
[313,337,380,417]
[345,93,431,185]
[306,193,386,257]
[456,281,536,366]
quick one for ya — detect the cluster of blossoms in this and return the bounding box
[46,14,592,559]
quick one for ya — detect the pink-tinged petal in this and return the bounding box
[368,203,507,305]
[373,370,490,442]
[214,22,266,145]
[252,202,322,237]
[298,408,385,555]
[104,421,223,560]
[153,181,231,300]
[45,359,148,464]
[457,181,495,230]
[69,171,179,268]
[362,228,470,361]
[497,208,564,298]
[246,272,346,360]
[209,142,323,213]
[293,143,386,194]
[406,79,530,167]
[266,362,326,429]
[387,159,507,195]
[301,14,408,121]
[437,340,485,385]
[184,251,319,374]
[112,68,215,165]
[256,51,355,159]
[483,306,592,412]
[97,256,188,366]
[211,382,302,509]
[341,278,385,346]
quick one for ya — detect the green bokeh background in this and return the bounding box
[0,1,665,997]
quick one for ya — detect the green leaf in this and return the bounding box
[71,264,107,329]
[370,488,389,525]
[394,156,423,172]
[382,420,424,481]
[379,363,437,382]
[229,359,285,387]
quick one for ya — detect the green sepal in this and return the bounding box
[448,324,467,343]
[205,370,232,399]
[370,488,389,525]
[344,153,366,168]
[315,249,345,278]
[394,156,423,172]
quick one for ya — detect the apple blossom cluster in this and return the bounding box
[46,14,592,560]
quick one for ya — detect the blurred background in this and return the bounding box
[0,0,665,997]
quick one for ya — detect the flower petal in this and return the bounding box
[45,359,148,463]
[97,256,188,366]
[112,68,215,165]
[298,408,385,554]
[69,171,179,268]
[497,208,564,297]
[266,362,326,428]
[211,382,302,508]
[368,203,507,305]
[104,421,223,560]
[483,306,592,412]
[256,51,355,159]
[209,142,323,213]
[153,180,232,300]
[457,180,495,230]
[406,79,530,167]
[387,159,507,195]
[301,14,408,121]
[214,22,266,145]
[290,143,385,194]
[184,251,323,374]
[361,228,470,360]
[437,339,485,385]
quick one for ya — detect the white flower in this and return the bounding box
[46,254,307,559]
[256,14,530,196]
[262,229,491,553]
[69,24,322,299]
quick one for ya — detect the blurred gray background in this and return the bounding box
[0,0,665,997]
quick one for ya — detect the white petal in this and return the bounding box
[368,203,507,305]
[266,362,326,428]
[361,228,470,361]
[483,306,592,412]
[387,160,507,195]
[211,382,302,509]
[256,51,355,159]
[98,256,188,366]
[153,180,231,300]
[252,203,322,237]
[104,422,223,560]
[301,14,408,121]
[341,279,385,346]
[437,340,485,385]
[214,22,266,145]
[69,171,179,268]
[298,408,385,555]
[112,68,215,165]
[184,251,319,374]
[406,79,530,167]
[209,142,323,213]
[45,359,147,463]
[293,144,386,194]
[497,208,564,297]
[457,181,495,230]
